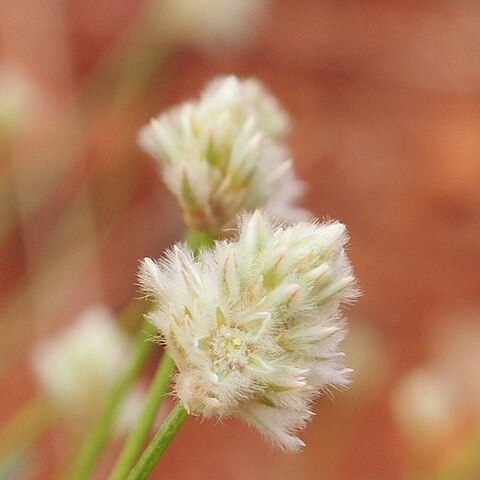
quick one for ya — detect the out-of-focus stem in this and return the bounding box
[0,4,173,273]
[67,321,156,480]
[108,354,175,480]
[0,7,174,373]
[68,229,214,479]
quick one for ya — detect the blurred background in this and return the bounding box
[1,1,480,479]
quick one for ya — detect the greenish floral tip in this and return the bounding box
[186,229,216,253]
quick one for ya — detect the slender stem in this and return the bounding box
[68,321,156,480]
[108,354,175,480]
[125,404,188,480]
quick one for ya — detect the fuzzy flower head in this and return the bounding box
[140,211,357,450]
[139,75,307,234]
[32,306,143,430]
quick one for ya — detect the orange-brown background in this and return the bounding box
[1,1,480,479]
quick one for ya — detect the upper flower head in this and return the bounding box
[139,75,308,234]
[200,75,290,140]
[140,211,357,450]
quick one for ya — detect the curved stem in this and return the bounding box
[67,321,156,480]
[125,404,188,480]
[108,353,175,480]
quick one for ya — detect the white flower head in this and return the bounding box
[140,211,357,450]
[32,306,143,431]
[154,0,270,53]
[139,75,308,233]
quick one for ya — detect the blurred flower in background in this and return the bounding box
[390,308,480,479]
[149,0,269,53]
[32,306,144,431]
[392,367,460,446]
[392,309,480,447]
[429,309,480,410]
[0,64,43,142]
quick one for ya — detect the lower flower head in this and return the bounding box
[140,211,358,450]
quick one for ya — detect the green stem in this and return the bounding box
[125,404,188,480]
[108,353,175,480]
[67,321,156,480]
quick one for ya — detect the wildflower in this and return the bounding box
[139,76,307,233]
[32,306,143,430]
[140,211,357,450]
[152,0,269,53]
